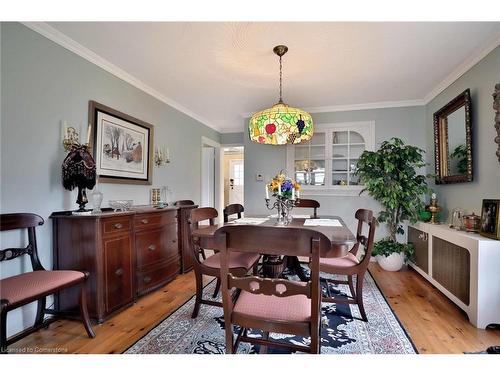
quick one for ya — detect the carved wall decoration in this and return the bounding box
[493,83,500,164]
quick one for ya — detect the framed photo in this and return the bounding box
[479,199,500,240]
[88,101,153,185]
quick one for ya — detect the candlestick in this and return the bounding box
[265,184,269,200]
[292,187,295,200]
[297,189,300,199]
[278,183,281,196]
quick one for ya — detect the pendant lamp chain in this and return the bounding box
[279,53,283,104]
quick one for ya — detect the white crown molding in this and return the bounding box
[423,31,500,104]
[303,99,426,114]
[22,22,220,132]
[240,99,425,118]
[220,127,244,134]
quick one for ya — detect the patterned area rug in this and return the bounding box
[125,271,417,354]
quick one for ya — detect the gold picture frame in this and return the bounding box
[479,199,500,240]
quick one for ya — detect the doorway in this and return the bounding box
[223,146,244,207]
[200,136,223,220]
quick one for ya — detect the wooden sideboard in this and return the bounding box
[51,205,195,323]
[407,222,500,329]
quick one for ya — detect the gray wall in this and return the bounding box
[221,132,243,145]
[243,106,427,236]
[425,45,500,219]
[0,22,220,336]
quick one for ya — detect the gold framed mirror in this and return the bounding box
[433,89,473,184]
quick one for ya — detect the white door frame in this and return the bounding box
[201,136,223,223]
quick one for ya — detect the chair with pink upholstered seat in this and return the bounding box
[188,207,260,319]
[0,213,95,353]
[320,209,376,322]
[215,225,331,354]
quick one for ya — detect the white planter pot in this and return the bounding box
[376,252,405,272]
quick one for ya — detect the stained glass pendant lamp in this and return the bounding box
[249,45,313,145]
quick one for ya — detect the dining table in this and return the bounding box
[190,215,356,281]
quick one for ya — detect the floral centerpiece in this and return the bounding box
[267,172,301,200]
[265,171,301,225]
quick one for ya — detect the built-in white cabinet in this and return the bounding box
[407,222,500,329]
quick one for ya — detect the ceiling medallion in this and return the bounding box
[249,45,313,145]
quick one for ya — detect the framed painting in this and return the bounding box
[88,101,154,185]
[479,199,500,240]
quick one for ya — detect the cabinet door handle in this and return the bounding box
[114,223,123,229]
[148,244,156,251]
[115,268,124,276]
[143,276,152,284]
[141,219,149,224]
[171,239,177,244]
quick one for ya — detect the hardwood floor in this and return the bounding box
[369,263,500,354]
[8,265,500,354]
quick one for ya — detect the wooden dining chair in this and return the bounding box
[174,200,195,206]
[215,225,331,354]
[0,213,95,353]
[319,209,376,321]
[295,199,320,218]
[223,203,244,223]
[188,208,260,318]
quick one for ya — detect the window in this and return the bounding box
[231,161,244,186]
[286,121,375,195]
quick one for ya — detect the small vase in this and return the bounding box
[91,187,103,213]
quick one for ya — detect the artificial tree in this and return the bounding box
[355,137,430,261]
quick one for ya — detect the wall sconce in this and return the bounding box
[62,121,91,152]
[154,146,170,167]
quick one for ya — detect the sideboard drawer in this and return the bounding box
[134,211,177,230]
[102,216,132,236]
[134,213,163,230]
[137,261,179,295]
[136,229,171,268]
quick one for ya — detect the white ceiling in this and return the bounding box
[41,22,500,132]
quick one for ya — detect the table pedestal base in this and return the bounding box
[261,255,309,281]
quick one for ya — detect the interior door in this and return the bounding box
[228,159,244,205]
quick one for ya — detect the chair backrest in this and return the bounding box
[350,209,376,268]
[215,225,331,326]
[188,207,218,264]
[174,200,195,206]
[0,213,45,271]
[223,203,244,223]
[189,207,218,229]
[295,199,320,218]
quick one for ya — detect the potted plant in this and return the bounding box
[355,137,430,271]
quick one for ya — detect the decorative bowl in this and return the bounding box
[108,200,133,212]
